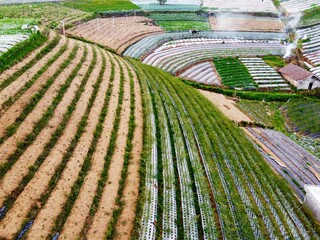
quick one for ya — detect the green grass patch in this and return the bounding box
[262,55,286,69]
[62,0,139,12]
[158,20,210,31]
[149,12,210,31]
[213,57,256,88]
[0,18,38,34]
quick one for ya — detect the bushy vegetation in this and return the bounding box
[62,0,139,12]
[213,57,256,88]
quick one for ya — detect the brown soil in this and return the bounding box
[0,31,55,85]
[113,65,143,240]
[67,17,163,54]
[209,15,285,32]
[198,89,253,123]
[57,52,119,239]
[0,33,66,109]
[85,56,131,239]
[0,38,77,166]
[23,46,107,239]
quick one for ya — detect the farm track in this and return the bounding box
[0,33,65,108]
[0,38,77,165]
[0,31,53,84]
[113,66,143,240]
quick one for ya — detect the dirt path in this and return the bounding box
[198,89,253,123]
[0,41,86,205]
[57,52,121,239]
[0,38,76,165]
[0,33,66,109]
[24,46,109,239]
[86,56,131,239]
[113,64,143,240]
[0,31,55,85]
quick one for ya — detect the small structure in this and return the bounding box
[278,63,320,90]
[304,185,320,223]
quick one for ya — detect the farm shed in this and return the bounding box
[278,63,320,90]
[304,185,320,223]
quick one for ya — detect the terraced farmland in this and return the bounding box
[240,57,291,91]
[0,32,143,239]
[124,31,286,59]
[179,61,221,86]
[142,39,285,76]
[66,16,163,54]
[129,59,320,239]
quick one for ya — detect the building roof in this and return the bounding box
[278,63,315,81]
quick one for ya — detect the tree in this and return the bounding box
[158,0,167,5]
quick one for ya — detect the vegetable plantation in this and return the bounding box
[129,59,320,239]
[213,57,256,88]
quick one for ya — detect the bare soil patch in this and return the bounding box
[67,16,163,54]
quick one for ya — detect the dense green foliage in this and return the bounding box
[62,0,139,12]
[301,6,320,26]
[213,57,256,88]
[262,55,286,68]
[0,32,47,73]
[285,99,320,137]
[149,12,210,31]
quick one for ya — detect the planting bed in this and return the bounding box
[179,61,221,86]
[209,13,285,32]
[124,31,287,59]
[66,16,163,54]
[246,127,320,200]
[239,57,291,91]
[142,38,285,76]
[0,34,29,55]
[213,57,256,88]
[280,0,320,13]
